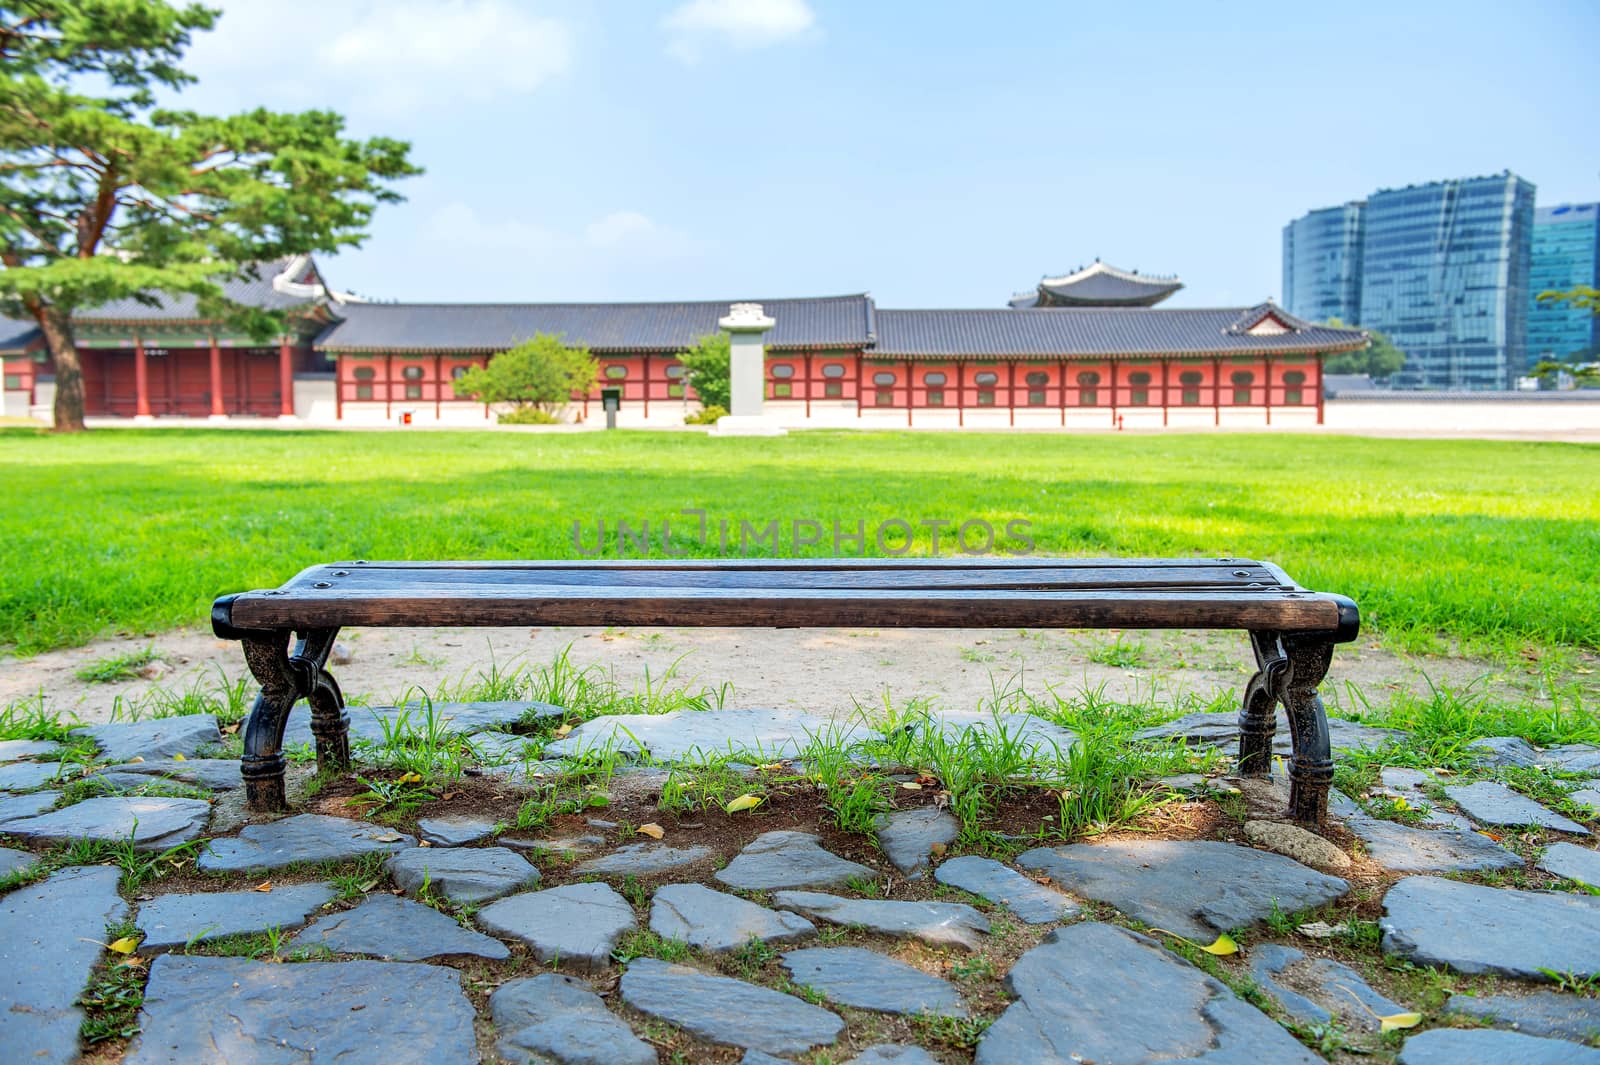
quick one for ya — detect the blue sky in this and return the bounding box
[177,0,1597,309]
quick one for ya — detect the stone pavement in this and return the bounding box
[0,706,1597,1063]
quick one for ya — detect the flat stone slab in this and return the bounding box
[620,957,844,1055]
[416,813,497,846]
[1375,768,1474,830]
[781,946,967,1017]
[125,954,478,1064]
[0,789,58,825]
[0,759,66,791]
[492,972,654,1065]
[477,882,636,972]
[1445,781,1590,834]
[1571,788,1600,812]
[1468,735,1544,768]
[918,710,1076,753]
[73,714,221,762]
[0,867,129,1065]
[575,841,715,877]
[4,795,210,851]
[92,758,243,791]
[0,845,39,878]
[198,813,414,873]
[715,831,877,891]
[283,699,562,748]
[1249,943,1407,1031]
[771,891,989,951]
[0,739,60,762]
[1396,1027,1600,1065]
[1136,709,1403,753]
[876,807,958,877]
[1538,842,1600,886]
[295,894,509,960]
[1381,875,1600,979]
[1446,990,1600,1043]
[385,845,540,904]
[1545,744,1600,776]
[545,706,880,762]
[137,881,338,951]
[976,922,1320,1065]
[650,883,816,952]
[1345,814,1521,873]
[934,855,1079,924]
[847,1048,939,1065]
[1016,839,1348,941]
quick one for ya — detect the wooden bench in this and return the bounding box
[212,558,1359,823]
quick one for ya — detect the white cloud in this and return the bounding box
[425,202,558,252]
[182,1,573,116]
[662,0,817,64]
[428,203,701,260]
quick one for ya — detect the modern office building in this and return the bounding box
[1528,203,1600,365]
[1282,202,1365,325]
[1285,172,1536,390]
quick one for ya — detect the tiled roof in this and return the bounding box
[873,304,1368,358]
[0,318,40,353]
[1010,261,1184,308]
[315,296,876,353]
[74,256,328,322]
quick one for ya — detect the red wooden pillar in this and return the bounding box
[277,338,294,416]
[643,353,652,419]
[855,353,863,418]
[1006,360,1016,427]
[434,353,444,420]
[956,362,965,427]
[1109,360,1119,428]
[335,359,344,422]
[483,355,491,420]
[1212,357,1221,426]
[1057,358,1067,426]
[208,337,225,417]
[1264,355,1273,426]
[1160,358,1170,427]
[1315,354,1325,425]
[133,333,152,418]
[385,353,393,420]
[803,352,812,419]
[904,358,913,427]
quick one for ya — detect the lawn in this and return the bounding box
[1,428,1596,655]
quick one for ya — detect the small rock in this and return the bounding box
[1249,943,1407,1031]
[415,813,498,847]
[1467,736,1544,769]
[502,834,604,855]
[770,891,989,951]
[0,846,39,878]
[1242,820,1352,872]
[1016,839,1347,941]
[4,796,210,851]
[0,790,59,825]
[1381,875,1600,979]
[385,846,540,905]
[198,814,414,873]
[295,894,509,961]
[619,957,843,1055]
[1155,773,1208,794]
[476,882,636,972]
[1537,842,1600,887]
[715,831,877,891]
[575,841,715,877]
[650,884,816,952]
[491,972,654,1065]
[1445,990,1600,1044]
[137,659,169,681]
[875,807,958,878]
[975,922,1320,1064]
[137,882,338,951]
[780,946,967,1017]
[331,641,354,665]
[124,955,478,1064]
[0,760,66,792]
[0,739,60,762]
[72,714,222,762]
[1343,815,1521,873]
[933,855,1078,924]
[1396,1027,1600,1065]
[846,1048,939,1065]
[1444,781,1589,834]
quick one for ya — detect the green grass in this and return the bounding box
[1,429,1597,654]
[73,646,159,683]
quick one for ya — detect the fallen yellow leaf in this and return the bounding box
[756,762,787,772]
[1393,796,1410,810]
[637,823,665,839]
[724,794,763,813]
[554,723,574,738]
[1379,1012,1423,1032]
[108,936,141,955]
[397,771,423,784]
[128,756,145,764]
[899,781,923,791]
[1201,934,1239,956]
[930,842,947,857]
[172,753,186,762]
[252,881,272,893]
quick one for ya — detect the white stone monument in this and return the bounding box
[710,302,787,437]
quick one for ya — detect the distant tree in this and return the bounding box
[452,333,596,417]
[1538,285,1600,315]
[1530,357,1600,390]
[1323,319,1406,379]
[677,331,730,410]
[0,1,419,432]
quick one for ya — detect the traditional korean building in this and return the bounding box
[2,257,1367,428]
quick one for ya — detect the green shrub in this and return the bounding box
[683,405,727,425]
[497,407,560,425]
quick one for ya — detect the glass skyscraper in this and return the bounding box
[1284,172,1536,390]
[1283,202,1364,325]
[1528,203,1600,364]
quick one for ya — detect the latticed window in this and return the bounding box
[353,366,375,401]
[1231,370,1254,405]
[1283,370,1306,406]
[666,364,685,398]
[402,365,423,380]
[604,365,627,379]
[1179,370,1203,406]
[1128,371,1152,406]
[1077,371,1100,407]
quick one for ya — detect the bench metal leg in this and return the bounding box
[1237,631,1287,776]
[1280,636,1335,825]
[237,627,347,812]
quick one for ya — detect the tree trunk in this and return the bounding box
[35,305,86,433]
